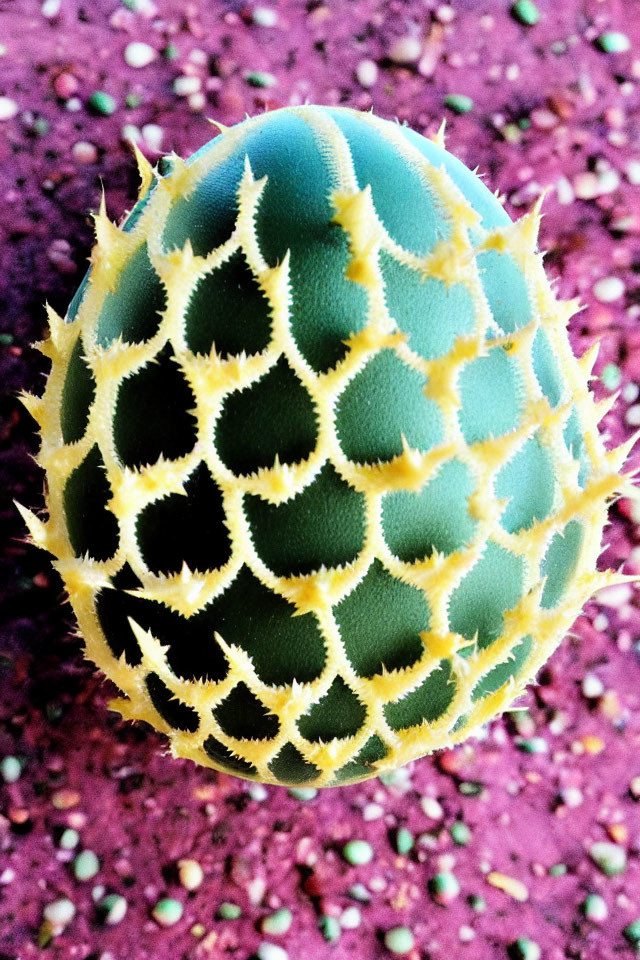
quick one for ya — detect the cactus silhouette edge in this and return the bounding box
[18,105,638,786]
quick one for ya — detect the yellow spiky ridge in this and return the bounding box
[18,106,638,787]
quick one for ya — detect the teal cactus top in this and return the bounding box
[19,106,634,786]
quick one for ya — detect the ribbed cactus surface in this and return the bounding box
[20,106,636,786]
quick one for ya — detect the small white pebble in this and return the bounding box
[625,404,640,427]
[623,381,640,403]
[420,796,444,820]
[257,944,288,960]
[531,108,558,130]
[596,582,634,608]
[247,783,268,801]
[356,59,378,88]
[363,802,384,821]
[597,169,621,194]
[248,875,266,905]
[593,276,625,303]
[459,925,476,942]
[593,613,609,631]
[573,171,600,200]
[582,673,605,699]
[41,0,61,17]
[435,4,456,23]
[72,141,98,164]
[0,97,19,121]
[65,97,82,112]
[173,75,202,96]
[548,710,568,735]
[188,92,206,112]
[178,858,204,891]
[368,875,387,892]
[340,906,361,929]
[188,48,208,66]
[43,897,76,929]
[253,6,278,26]
[626,159,640,185]
[142,123,163,151]
[560,786,583,808]
[388,35,422,65]
[556,176,575,205]
[124,41,157,69]
[121,123,142,143]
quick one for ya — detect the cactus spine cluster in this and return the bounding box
[19,106,637,786]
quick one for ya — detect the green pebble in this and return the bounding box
[395,827,414,855]
[510,937,541,960]
[582,893,608,922]
[384,926,415,955]
[348,882,371,903]
[59,828,80,850]
[98,893,127,925]
[245,71,278,88]
[218,901,242,920]
[125,93,143,109]
[343,839,374,866]
[601,363,622,391]
[262,908,292,935]
[429,871,460,903]
[444,94,474,115]
[511,0,540,26]
[288,787,317,801]
[152,897,183,927]
[589,840,627,876]
[548,863,567,877]
[468,893,486,912]
[458,781,483,797]
[1,755,22,783]
[73,849,100,881]
[0,332,14,345]
[37,922,54,949]
[163,43,179,60]
[595,31,631,53]
[624,919,640,944]
[88,91,117,116]
[516,737,548,754]
[450,821,471,846]
[502,124,522,144]
[319,915,341,942]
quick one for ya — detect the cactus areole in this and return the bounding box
[20,106,636,786]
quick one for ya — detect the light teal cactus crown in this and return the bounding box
[19,106,636,786]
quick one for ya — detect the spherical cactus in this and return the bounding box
[19,105,636,786]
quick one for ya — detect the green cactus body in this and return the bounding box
[20,106,635,786]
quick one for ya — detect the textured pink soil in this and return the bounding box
[2,2,640,959]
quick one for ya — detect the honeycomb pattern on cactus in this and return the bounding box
[19,106,637,787]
